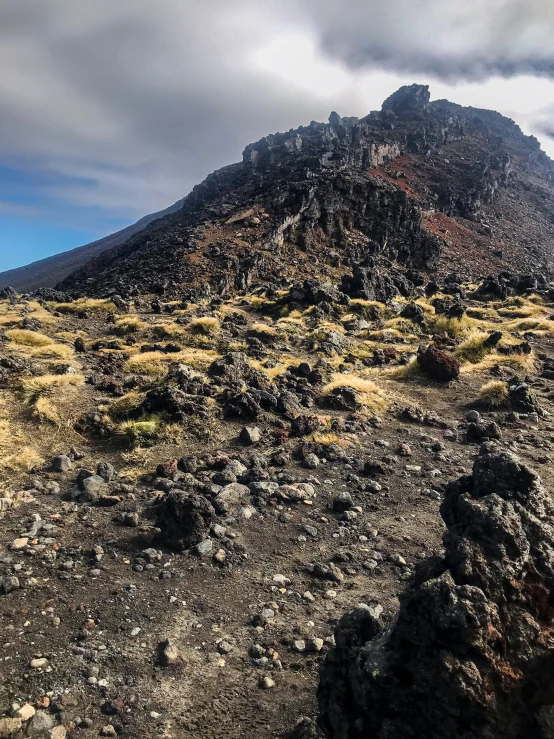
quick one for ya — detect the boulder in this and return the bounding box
[318,445,554,738]
[214,483,250,515]
[155,491,215,551]
[417,344,460,381]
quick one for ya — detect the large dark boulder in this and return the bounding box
[318,445,554,738]
[155,491,215,551]
[417,344,460,381]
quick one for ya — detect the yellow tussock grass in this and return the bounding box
[479,380,509,407]
[322,373,388,413]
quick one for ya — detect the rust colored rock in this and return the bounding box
[417,344,460,381]
[156,459,178,478]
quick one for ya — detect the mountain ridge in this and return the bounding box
[57,84,554,299]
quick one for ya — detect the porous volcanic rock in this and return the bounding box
[318,444,554,739]
[155,490,215,551]
[417,344,461,381]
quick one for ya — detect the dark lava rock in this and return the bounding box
[318,444,554,738]
[417,344,460,381]
[155,491,215,551]
[320,386,359,411]
[509,379,541,415]
[466,420,502,441]
[399,302,424,323]
[142,386,210,421]
[433,297,466,319]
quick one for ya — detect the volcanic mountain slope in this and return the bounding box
[57,84,554,300]
[0,197,185,293]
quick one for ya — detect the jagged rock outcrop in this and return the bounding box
[53,85,554,299]
[318,444,554,738]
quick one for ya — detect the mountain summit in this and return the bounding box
[4,84,554,297]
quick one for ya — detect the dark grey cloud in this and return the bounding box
[296,0,554,81]
[0,0,553,231]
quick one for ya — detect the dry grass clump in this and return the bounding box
[114,315,148,335]
[503,317,553,334]
[20,373,84,399]
[0,404,44,477]
[250,358,299,379]
[248,322,280,342]
[321,373,388,413]
[310,431,341,446]
[6,329,54,347]
[479,380,509,407]
[152,321,184,339]
[118,419,161,445]
[32,397,61,425]
[108,391,146,419]
[460,350,536,374]
[349,299,385,319]
[454,331,492,363]
[389,356,421,379]
[186,316,221,335]
[50,297,116,315]
[124,349,218,376]
[6,328,74,359]
[465,306,500,320]
[426,314,477,338]
[368,328,403,342]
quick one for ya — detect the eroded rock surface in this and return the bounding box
[318,444,554,739]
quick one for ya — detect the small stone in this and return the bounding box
[28,711,54,731]
[30,657,48,669]
[293,640,306,652]
[466,409,481,422]
[99,726,117,738]
[259,676,275,689]
[193,539,213,557]
[304,453,320,469]
[333,492,353,512]
[10,537,28,551]
[96,461,115,481]
[389,552,407,566]
[366,481,382,493]
[272,574,291,587]
[0,718,22,737]
[213,549,226,563]
[52,454,72,472]
[2,576,20,594]
[157,639,180,666]
[218,640,233,654]
[302,591,315,602]
[305,637,324,652]
[50,727,67,739]
[15,703,35,720]
[367,603,384,619]
[239,426,261,445]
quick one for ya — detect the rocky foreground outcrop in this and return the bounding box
[318,444,554,738]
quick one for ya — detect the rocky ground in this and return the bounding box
[0,272,553,737]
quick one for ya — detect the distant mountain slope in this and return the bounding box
[0,198,185,292]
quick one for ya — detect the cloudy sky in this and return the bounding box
[1,0,554,270]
